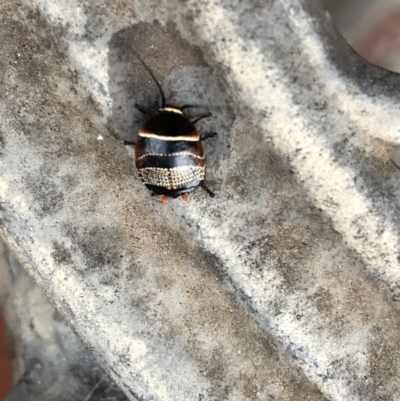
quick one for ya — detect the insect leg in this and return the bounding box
[192,112,212,124]
[134,103,149,116]
[201,181,215,197]
[180,104,206,111]
[200,132,217,141]
[123,141,136,147]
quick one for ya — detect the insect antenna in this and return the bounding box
[131,46,166,109]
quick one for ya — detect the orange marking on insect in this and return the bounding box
[181,193,188,202]
[161,195,169,204]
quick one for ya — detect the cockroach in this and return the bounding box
[124,48,216,204]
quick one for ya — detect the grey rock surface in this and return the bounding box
[0,239,129,401]
[1,0,400,400]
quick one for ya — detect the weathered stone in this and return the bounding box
[1,0,400,400]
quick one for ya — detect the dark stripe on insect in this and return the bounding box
[136,153,204,170]
[140,113,198,140]
[136,138,203,157]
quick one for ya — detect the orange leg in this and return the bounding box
[161,195,169,204]
[181,193,189,202]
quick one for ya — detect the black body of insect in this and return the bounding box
[124,49,216,204]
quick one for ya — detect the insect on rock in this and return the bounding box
[124,48,217,204]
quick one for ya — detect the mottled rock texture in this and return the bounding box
[1,0,400,400]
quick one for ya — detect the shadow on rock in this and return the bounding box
[107,21,235,171]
